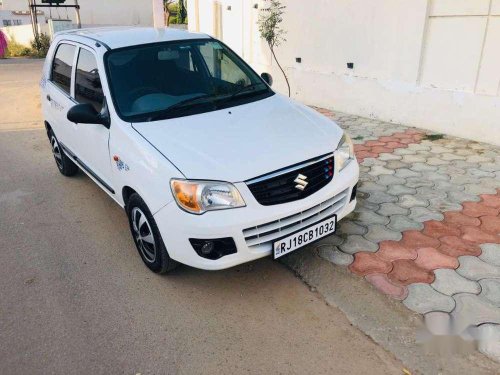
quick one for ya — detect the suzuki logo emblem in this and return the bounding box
[294,174,308,191]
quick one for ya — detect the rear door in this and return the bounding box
[71,46,114,194]
[45,42,78,151]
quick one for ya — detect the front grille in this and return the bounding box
[246,153,334,206]
[243,188,349,251]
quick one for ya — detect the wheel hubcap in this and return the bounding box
[131,207,157,263]
[51,136,63,169]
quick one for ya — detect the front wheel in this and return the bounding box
[126,193,179,274]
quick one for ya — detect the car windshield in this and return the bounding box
[105,39,273,122]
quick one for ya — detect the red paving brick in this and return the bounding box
[356,151,378,161]
[370,146,394,154]
[352,128,425,163]
[387,259,435,286]
[422,220,461,239]
[400,231,441,250]
[377,241,417,261]
[365,273,409,300]
[438,236,482,257]
[479,215,500,235]
[378,136,398,142]
[354,144,370,152]
[348,252,393,276]
[443,211,481,227]
[462,226,500,244]
[480,192,500,209]
[462,201,500,218]
[414,247,459,270]
[365,140,386,147]
[405,129,423,135]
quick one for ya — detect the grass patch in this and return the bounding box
[423,133,445,141]
[353,135,364,141]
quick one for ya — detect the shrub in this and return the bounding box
[5,38,30,57]
[30,33,51,58]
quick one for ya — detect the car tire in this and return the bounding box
[126,193,179,274]
[48,129,79,177]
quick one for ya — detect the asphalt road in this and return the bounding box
[0,58,403,374]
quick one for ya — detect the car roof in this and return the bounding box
[58,26,211,50]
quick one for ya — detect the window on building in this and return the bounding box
[51,43,76,95]
[13,20,22,26]
[3,20,12,26]
[75,48,104,113]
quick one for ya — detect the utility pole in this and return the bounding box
[74,0,81,28]
[27,0,39,41]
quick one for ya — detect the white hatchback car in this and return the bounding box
[41,27,359,273]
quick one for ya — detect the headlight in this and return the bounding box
[336,133,354,171]
[170,179,246,215]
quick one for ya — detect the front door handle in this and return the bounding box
[46,95,51,102]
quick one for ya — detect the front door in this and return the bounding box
[70,46,114,194]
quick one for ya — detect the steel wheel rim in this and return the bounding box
[131,207,157,263]
[50,136,63,169]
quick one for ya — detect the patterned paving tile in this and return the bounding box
[312,107,500,362]
[431,269,481,296]
[403,283,455,314]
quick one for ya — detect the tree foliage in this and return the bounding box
[258,0,286,49]
[258,0,290,96]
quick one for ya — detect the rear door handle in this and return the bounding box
[46,95,51,102]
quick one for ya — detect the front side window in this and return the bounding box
[51,43,76,95]
[75,48,104,113]
[105,39,273,122]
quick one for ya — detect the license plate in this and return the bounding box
[273,215,337,259]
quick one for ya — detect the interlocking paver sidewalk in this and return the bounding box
[311,107,500,362]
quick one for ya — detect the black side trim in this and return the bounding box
[60,142,115,194]
[82,36,111,51]
[62,35,111,51]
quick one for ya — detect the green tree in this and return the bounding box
[258,0,290,97]
[178,0,187,24]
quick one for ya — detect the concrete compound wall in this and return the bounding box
[188,0,500,145]
[1,23,48,45]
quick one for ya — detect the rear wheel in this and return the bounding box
[126,193,179,274]
[48,129,78,176]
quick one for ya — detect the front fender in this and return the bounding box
[109,122,184,214]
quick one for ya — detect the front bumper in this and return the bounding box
[154,160,359,270]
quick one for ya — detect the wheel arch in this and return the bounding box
[44,121,52,138]
[122,186,137,209]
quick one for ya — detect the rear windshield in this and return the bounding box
[105,39,273,122]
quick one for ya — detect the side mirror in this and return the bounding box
[261,72,273,86]
[67,103,110,128]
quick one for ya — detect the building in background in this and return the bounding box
[2,0,159,27]
[0,9,44,27]
[0,0,166,45]
[188,0,500,145]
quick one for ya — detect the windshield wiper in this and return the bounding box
[217,83,267,106]
[147,94,214,121]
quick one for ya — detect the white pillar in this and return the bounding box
[152,0,165,28]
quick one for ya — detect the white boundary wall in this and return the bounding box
[189,0,500,145]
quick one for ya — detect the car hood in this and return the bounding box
[132,94,343,182]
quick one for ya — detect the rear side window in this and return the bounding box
[75,48,104,113]
[51,44,76,95]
